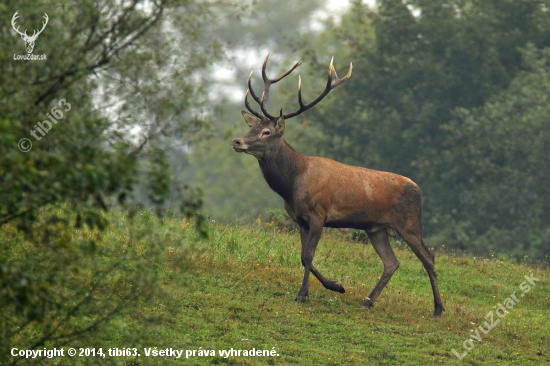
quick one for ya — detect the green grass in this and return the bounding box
[4,210,550,365]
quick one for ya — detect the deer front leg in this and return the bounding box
[295,224,323,302]
[310,264,345,293]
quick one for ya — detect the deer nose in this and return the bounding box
[232,138,241,147]
[232,138,246,152]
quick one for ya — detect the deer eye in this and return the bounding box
[261,129,271,137]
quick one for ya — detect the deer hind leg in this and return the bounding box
[363,228,400,308]
[397,228,445,317]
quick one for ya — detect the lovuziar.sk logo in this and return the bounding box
[12,10,48,61]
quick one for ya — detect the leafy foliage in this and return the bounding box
[178,0,327,221]
[0,0,229,358]
[437,45,550,258]
[295,0,550,259]
[1,207,204,365]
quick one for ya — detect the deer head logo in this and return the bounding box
[11,11,49,54]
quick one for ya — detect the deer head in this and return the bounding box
[232,53,352,159]
[12,11,49,54]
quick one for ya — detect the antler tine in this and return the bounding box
[40,13,49,30]
[261,52,272,84]
[283,57,353,120]
[298,75,304,108]
[327,56,335,87]
[244,89,263,119]
[260,53,272,110]
[247,70,262,105]
[31,13,49,39]
[262,53,303,84]
[260,52,302,118]
[274,60,302,81]
[11,11,28,37]
[259,91,274,119]
[247,68,273,118]
[331,61,353,88]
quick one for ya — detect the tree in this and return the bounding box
[0,0,231,361]
[296,0,550,258]
[437,44,550,258]
[178,0,329,222]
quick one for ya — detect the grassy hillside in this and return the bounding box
[3,210,549,365]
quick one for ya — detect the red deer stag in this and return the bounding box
[232,53,444,317]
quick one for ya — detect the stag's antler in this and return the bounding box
[11,11,48,41]
[284,57,352,119]
[30,13,49,40]
[245,53,302,119]
[245,53,352,120]
[11,11,28,38]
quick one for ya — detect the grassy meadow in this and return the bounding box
[3,209,549,365]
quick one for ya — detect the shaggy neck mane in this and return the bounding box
[258,139,306,203]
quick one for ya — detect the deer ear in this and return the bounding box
[275,112,285,135]
[241,111,260,128]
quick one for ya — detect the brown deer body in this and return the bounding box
[232,53,444,317]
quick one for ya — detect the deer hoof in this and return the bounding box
[325,281,345,293]
[294,294,308,302]
[323,281,346,294]
[433,305,445,317]
[362,298,374,308]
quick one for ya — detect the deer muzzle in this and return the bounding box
[232,138,248,152]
